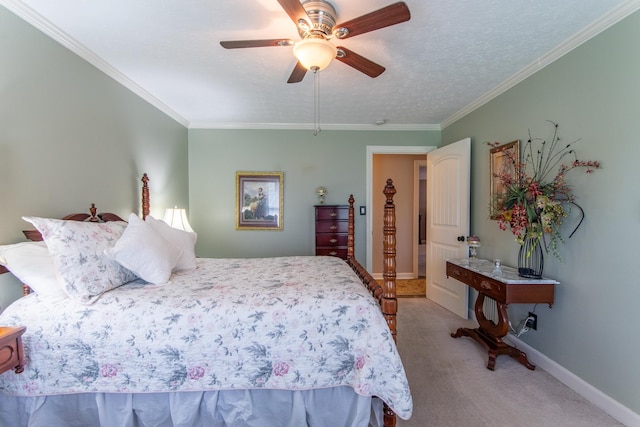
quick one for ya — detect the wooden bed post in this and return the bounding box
[383,179,398,427]
[345,181,398,427]
[382,179,397,341]
[347,195,355,260]
[141,173,150,220]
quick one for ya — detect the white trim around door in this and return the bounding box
[365,145,437,273]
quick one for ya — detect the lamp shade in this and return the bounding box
[293,37,337,71]
[163,207,194,232]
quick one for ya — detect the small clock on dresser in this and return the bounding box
[0,326,26,374]
[315,205,349,260]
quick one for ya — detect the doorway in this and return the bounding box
[414,160,426,278]
[365,146,436,278]
[367,142,471,318]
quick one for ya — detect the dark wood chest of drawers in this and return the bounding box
[315,205,349,259]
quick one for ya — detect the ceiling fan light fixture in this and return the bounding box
[293,37,337,71]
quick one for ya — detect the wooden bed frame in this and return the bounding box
[2,173,400,426]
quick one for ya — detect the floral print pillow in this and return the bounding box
[23,217,137,304]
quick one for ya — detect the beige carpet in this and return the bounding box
[395,298,623,426]
[397,278,426,297]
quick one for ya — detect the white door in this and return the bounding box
[426,138,471,319]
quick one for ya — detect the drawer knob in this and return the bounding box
[330,212,337,217]
[329,251,337,256]
[330,225,337,230]
[330,238,337,243]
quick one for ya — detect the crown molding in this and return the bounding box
[441,0,640,129]
[1,0,189,127]
[188,122,440,131]
[5,0,638,132]
[1,0,437,132]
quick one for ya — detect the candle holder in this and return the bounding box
[467,235,481,259]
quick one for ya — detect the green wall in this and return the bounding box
[188,129,439,263]
[0,6,189,309]
[3,0,640,419]
[442,10,640,415]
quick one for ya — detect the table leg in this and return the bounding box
[451,292,535,370]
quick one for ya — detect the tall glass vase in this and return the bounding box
[518,237,544,279]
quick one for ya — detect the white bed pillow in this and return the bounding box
[146,215,197,271]
[105,213,182,284]
[0,241,67,298]
[22,217,137,304]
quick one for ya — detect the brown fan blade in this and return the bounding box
[287,62,308,84]
[334,2,410,39]
[277,0,311,27]
[336,47,385,78]
[220,39,294,49]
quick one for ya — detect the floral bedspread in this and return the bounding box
[0,256,412,419]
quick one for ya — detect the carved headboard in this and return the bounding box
[2,173,151,296]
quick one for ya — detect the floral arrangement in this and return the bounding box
[488,121,600,259]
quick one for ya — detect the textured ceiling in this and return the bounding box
[2,0,639,130]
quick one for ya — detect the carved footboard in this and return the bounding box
[347,178,398,427]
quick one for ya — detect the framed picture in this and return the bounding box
[490,140,520,219]
[236,171,284,230]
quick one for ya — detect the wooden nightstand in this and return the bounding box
[0,326,26,374]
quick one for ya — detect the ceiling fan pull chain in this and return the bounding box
[314,68,321,136]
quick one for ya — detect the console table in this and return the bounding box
[446,259,558,370]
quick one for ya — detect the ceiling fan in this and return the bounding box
[220,0,411,83]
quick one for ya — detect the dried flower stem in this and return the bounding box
[488,121,600,260]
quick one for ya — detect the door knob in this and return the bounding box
[457,236,465,242]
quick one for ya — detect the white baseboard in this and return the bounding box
[505,335,640,427]
[465,306,639,426]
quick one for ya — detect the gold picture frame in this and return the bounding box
[236,171,284,230]
[490,140,520,219]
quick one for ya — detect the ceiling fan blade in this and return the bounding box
[277,0,311,27]
[220,39,294,49]
[334,2,410,39]
[336,47,385,78]
[287,62,308,84]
